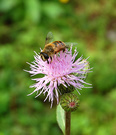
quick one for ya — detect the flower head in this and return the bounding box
[25,46,91,107]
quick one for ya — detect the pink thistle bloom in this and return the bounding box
[25,46,91,107]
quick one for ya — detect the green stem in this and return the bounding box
[65,111,71,135]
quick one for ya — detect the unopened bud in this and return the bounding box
[81,59,89,77]
[73,59,89,80]
[60,93,79,112]
[58,84,74,94]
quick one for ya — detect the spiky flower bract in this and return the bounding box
[25,46,91,107]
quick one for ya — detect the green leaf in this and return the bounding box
[42,2,64,19]
[24,0,41,23]
[0,0,19,11]
[56,104,65,134]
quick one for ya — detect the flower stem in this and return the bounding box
[65,111,71,135]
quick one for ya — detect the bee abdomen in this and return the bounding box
[52,41,65,47]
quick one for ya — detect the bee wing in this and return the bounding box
[64,42,78,48]
[45,31,54,45]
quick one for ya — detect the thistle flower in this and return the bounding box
[25,46,91,107]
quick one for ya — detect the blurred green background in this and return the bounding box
[0,0,116,135]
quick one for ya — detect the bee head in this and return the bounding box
[40,52,49,61]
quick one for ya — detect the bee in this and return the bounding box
[40,32,68,64]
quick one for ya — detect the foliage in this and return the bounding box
[56,104,65,134]
[0,0,116,135]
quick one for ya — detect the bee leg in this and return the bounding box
[63,48,65,52]
[50,56,52,61]
[47,59,49,64]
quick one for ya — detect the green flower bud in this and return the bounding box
[58,84,74,94]
[81,59,89,78]
[60,93,80,112]
[72,59,90,80]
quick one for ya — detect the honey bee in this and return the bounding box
[40,32,68,64]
